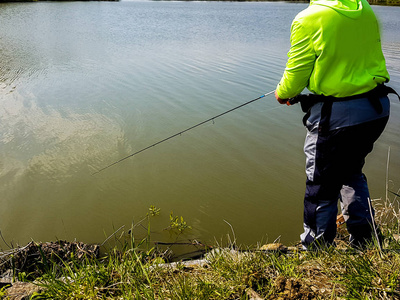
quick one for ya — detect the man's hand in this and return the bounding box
[275,90,288,105]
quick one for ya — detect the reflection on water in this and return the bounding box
[0,1,399,249]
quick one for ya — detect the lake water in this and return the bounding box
[0,1,399,252]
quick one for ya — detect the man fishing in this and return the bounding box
[275,0,399,249]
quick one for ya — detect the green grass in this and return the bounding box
[29,244,400,299]
[2,190,400,299]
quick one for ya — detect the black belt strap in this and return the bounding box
[288,84,400,133]
[319,101,333,135]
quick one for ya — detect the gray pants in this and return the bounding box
[300,96,389,249]
[301,173,377,248]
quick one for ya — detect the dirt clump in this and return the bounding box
[0,240,99,299]
[0,240,99,277]
[271,276,315,300]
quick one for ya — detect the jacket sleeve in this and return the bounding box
[276,20,316,100]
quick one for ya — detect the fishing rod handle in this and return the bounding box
[286,94,302,106]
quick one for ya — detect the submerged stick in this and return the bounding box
[92,90,275,175]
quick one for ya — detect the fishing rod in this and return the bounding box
[92,90,276,175]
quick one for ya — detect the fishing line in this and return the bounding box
[92,90,276,175]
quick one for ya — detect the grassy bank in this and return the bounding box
[1,194,400,299]
[368,0,400,5]
[26,243,400,299]
[1,0,400,5]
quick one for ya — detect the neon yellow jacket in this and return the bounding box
[276,0,390,99]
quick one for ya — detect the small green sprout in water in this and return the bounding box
[148,205,161,217]
[168,212,192,234]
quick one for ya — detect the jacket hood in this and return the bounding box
[310,0,364,18]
